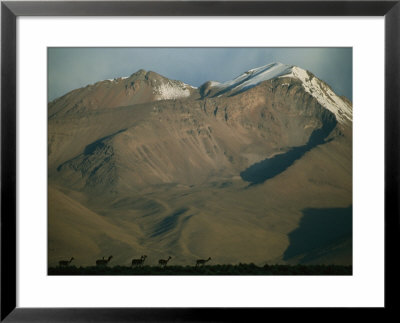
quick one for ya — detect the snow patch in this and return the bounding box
[153,81,191,100]
[104,76,129,82]
[183,82,198,89]
[209,63,293,94]
[281,66,352,124]
[208,81,221,87]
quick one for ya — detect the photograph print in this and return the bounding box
[48,48,352,275]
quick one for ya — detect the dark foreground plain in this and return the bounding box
[48,264,352,275]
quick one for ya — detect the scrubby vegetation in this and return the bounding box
[48,263,352,275]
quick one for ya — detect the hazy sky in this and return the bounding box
[48,48,352,102]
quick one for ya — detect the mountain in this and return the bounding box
[48,63,352,267]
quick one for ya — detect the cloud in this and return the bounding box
[48,48,352,101]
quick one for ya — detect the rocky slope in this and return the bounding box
[48,63,352,267]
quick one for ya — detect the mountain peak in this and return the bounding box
[203,62,352,124]
[130,69,147,77]
[286,66,352,124]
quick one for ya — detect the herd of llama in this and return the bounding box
[58,255,212,268]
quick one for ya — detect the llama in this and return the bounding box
[131,255,147,267]
[196,257,211,267]
[158,256,172,267]
[96,255,113,266]
[59,257,74,267]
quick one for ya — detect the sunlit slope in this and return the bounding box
[48,69,197,118]
[48,187,147,267]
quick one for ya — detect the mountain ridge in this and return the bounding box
[49,62,352,124]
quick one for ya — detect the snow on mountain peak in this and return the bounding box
[153,80,191,101]
[210,62,293,95]
[208,62,352,124]
[281,66,352,124]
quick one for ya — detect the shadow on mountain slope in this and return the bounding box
[283,206,352,263]
[150,208,188,238]
[240,118,337,185]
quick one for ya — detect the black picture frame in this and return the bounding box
[1,1,399,321]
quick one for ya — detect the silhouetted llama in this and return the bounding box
[59,257,74,267]
[158,256,172,267]
[96,255,113,266]
[196,257,211,267]
[131,255,147,267]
